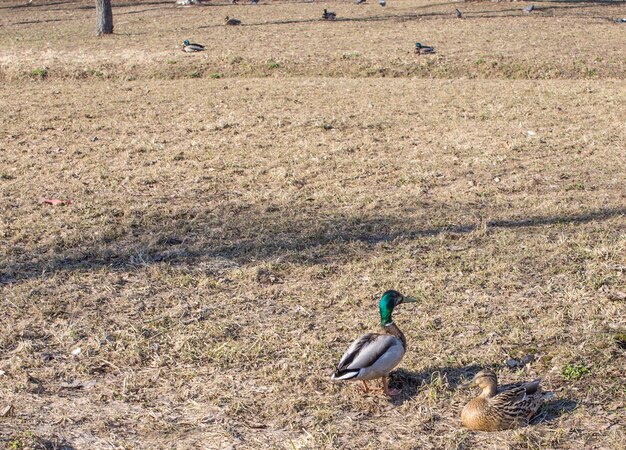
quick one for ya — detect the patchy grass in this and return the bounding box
[614,332,626,350]
[29,67,47,79]
[267,59,281,70]
[0,0,625,449]
[562,364,591,381]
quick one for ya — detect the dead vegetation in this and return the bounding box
[1,0,625,449]
[0,0,625,81]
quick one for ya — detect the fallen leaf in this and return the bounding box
[71,347,81,356]
[39,198,71,206]
[0,404,13,417]
[607,291,626,302]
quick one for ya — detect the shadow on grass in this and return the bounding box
[4,1,623,27]
[0,434,74,450]
[389,364,481,405]
[1,206,624,284]
[0,0,74,10]
[197,1,626,28]
[532,398,579,424]
[0,0,173,10]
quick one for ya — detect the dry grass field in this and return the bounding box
[1,0,625,449]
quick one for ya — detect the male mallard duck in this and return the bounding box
[225,16,241,25]
[332,290,417,396]
[379,0,386,7]
[322,9,336,20]
[182,39,205,52]
[461,369,547,431]
[415,43,435,55]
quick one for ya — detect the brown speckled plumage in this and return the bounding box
[461,370,546,431]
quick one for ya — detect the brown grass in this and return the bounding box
[1,0,625,81]
[1,0,625,449]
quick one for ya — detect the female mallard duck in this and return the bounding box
[332,290,417,396]
[225,16,241,26]
[182,39,205,53]
[461,369,547,431]
[415,43,435,55]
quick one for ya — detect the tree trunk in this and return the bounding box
[95,0,113,36]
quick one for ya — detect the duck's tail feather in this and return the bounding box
[332,369,360,380]
[524,378,542,395]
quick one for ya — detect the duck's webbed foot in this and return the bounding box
[382,376,401,396]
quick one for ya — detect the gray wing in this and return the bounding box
[358,338,404,378]
[339,333,401,371]
[336,333,385,371]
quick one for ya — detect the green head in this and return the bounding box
[183,39,190,46]
[379,290,417,327]
[415,43,422,48]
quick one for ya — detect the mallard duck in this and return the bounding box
[461,369,547,431]
[332,290,417,396]
[415,43,435,55]
[322,9,336,20]
[379,0,386,7]
[182,39,205,52]
[523,4,534,13]
[225,16,241,25]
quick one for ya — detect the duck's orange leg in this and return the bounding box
[382,376,400,396]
